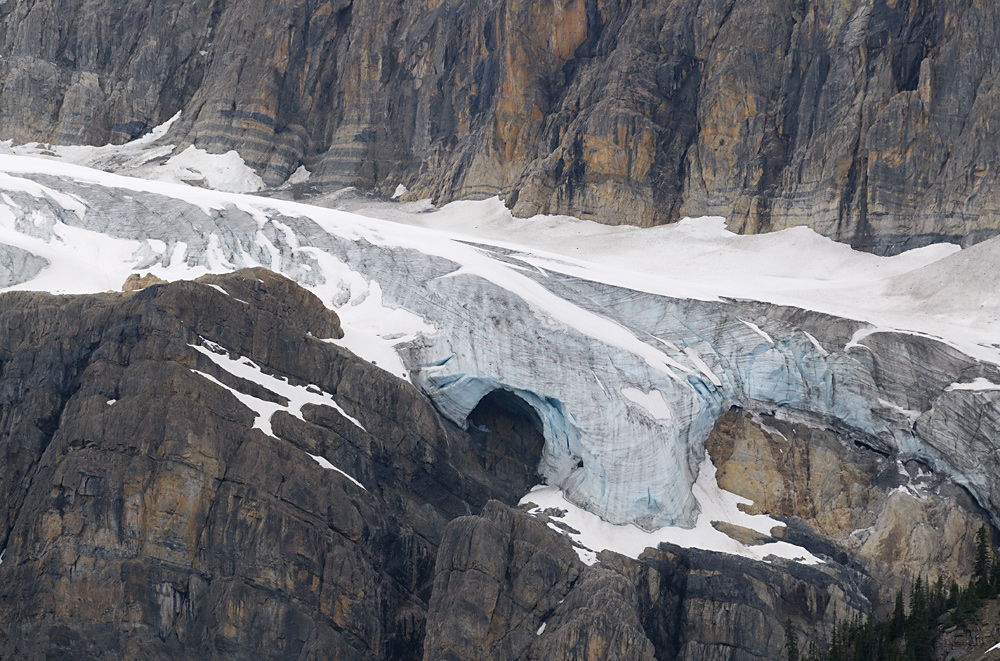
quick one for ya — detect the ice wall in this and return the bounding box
[0,163,998,530]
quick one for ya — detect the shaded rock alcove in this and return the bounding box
[467,389,547,496]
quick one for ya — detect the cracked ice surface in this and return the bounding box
[0,154,999,533]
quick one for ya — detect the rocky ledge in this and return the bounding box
[0,269,540,658]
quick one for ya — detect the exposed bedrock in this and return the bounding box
[0,269,887,659]
[4,0,1000,251]
[706,408,992,604]
[422,500,873,660]
[0,269,543,659]
[1,175,999,536]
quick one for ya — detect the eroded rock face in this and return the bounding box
[423,501,872,660]
[933,600,1000,660]
[0,269,537,659]
[706,408,990,602]
[3,0,1000,251]
[0,266,876,659]
[0,266,990,659]
[122,272,168,291]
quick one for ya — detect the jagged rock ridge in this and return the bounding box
[4,0,1000,252]
[0,269,543,658]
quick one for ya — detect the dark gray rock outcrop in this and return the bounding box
[424,500,873,660]
[0,268,542,659]
[3,0,1000,251]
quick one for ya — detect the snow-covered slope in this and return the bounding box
[0,146,999,565]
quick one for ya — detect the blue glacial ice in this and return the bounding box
[0,159,998,531]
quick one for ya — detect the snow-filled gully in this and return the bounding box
[189,340,366,490]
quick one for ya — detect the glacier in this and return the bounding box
[0,154,998,541]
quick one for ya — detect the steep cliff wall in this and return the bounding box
[0,269,544,658]
[0,271,874,659]
[3,0,1000,252]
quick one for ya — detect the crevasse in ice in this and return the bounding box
[0,157,998,531]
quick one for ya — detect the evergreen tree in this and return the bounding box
[829,610,844,661]
[785,617,800,661]
[947,580,960,609]
[806,527,1000,661]
[930,575,946,619]
[891,589,906,639]
[905,576,931,661]
[974,524,991,594]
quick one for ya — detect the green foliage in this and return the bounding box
[797,524,1000,661]
[785,617,800,661]
[972,524,996,601]
[946,580,959,609]
[904,576,930,661]
[975,525,991,581]
[890,590,905,638]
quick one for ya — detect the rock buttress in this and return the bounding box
[0,268,535,659]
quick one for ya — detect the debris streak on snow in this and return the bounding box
[682,347,723,387]
[803,331,829,356]
[945,377,1000,392]
[738,318,773,345]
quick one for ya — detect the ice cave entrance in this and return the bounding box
[467,389,547,482]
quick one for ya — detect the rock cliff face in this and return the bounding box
[0,269,876,659]
[0,269,543,658]
[706,408,991,603]
[3,0,1000,252]
[424,500,872,661]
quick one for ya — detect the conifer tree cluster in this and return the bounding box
[785,525,1000,661]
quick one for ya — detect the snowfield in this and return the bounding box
[1,122,999,567]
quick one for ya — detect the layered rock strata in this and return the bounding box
[4,0,1000,251]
